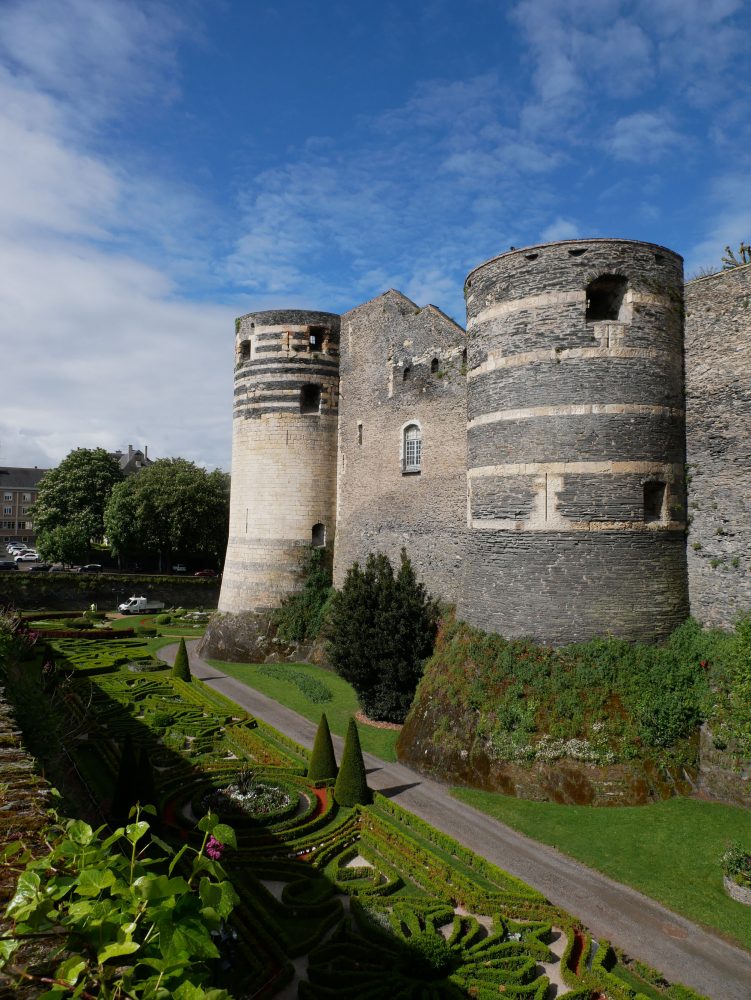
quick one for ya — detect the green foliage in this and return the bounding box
[271,546,334,643]
[33,447,124,562]
[104,458,230,568]
[156,612,172,625]
[720,841,751,887]
[257,664,331,703]
[111,734,139,827]
[412,613,723,763]
[328,550,439,722]
[308,713,338,782]
[709,616,751,755]
[1,808,237,999]
[173,637,192,682]
[333,718,371,806]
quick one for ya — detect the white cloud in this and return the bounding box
[684,173,751,277]
[607,111,684,163]
[540,217,581,242]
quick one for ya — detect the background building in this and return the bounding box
[0,467,47,548]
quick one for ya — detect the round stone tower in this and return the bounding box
[218,309,340,614]
[459,239,688,645]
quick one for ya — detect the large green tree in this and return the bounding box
[104,458,230,570]
[32,448,123,563]
[328,550,440,723]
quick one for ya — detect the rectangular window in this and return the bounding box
[3,493,11,501]
[644,481,666,523]
[22,493,31,502]
[357,422,363,445]
[3,507,11,515]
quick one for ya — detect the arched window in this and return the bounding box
[430,357,439,373]
[312,522,326,547]
[403,423,422,473]
[300,384,321,414]
[240,339,251,362]
[586,274,628,322]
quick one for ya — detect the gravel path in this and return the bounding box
[160,642,751,1000]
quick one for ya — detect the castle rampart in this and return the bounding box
[218,309,341,614]
[458,239,689,644]
[685,263,751,628]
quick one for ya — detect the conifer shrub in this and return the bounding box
[308,712,338,782]
[333,718,371,806]
[328,549,439,722]
[172,637,191,682]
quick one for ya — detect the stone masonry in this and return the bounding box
[685,263,751,628]
[459,239,688,644]
[217,241,751,647]
[333,290,467,602]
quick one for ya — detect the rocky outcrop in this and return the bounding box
[198,610,329,667]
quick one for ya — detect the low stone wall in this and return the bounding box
[697,724,751,808]
[723,876,751,905]
[0,572,219,612]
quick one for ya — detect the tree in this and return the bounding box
[32,448,123,563]
[328,550,439,723]
[333,718,371,806]
[104,458,230,571]
[722,242,751,269]
[307,713,338,782]
[172,638,191,682]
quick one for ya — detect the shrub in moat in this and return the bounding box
[272,545,334,643]
[333,718,371,806]
[172,637,191,682]
[328,549,439,722]
[308,712,338,782]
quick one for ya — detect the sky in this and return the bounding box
[1,0,749,472]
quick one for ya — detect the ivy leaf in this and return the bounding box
[97,937,140,964]
[6,871,41,917]
[211,824,236,849]
[197,814,218,834]
[133,874,189,900]
[55,954,87,985]
[0,938,20,965]
[167,919,219,961]
[125,821,150,845]
[168,843,189,876]
[199,878,239,919]
[173,982,211,1000]
[75,868,116,897]
[66,820,94,846]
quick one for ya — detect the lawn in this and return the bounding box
[210,659,400,762]
[451,788,751,951]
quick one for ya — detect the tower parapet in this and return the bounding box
[458,239,688,644]
[218,309,340,614]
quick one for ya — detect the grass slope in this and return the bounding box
[211,659,399,762]
[451,788,751,950]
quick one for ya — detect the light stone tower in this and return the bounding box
[459,239,688,644]
[218,309,340,614]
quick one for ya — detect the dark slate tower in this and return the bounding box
[459,239,688,645]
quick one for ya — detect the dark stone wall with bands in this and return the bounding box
[462,530,688,644]
[460,239,688,644]
[685,264,751,628]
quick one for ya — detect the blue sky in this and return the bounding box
[1,0,749,471]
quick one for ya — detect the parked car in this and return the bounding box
[0,560,18,571]
[30,563,51,572]
[48,565,67,573]
[194,568,217,577]
[15,551,39,562]
[76,564,103,573]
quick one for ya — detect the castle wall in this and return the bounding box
[219,309,340,614]
[333,290,467,604]
[685,264,751,628]
[459,239,688,645]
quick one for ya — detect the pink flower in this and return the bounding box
[205,835,224,860]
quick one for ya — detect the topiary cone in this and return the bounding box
[333,717,371,806]
[308,712,338,782]
[172,638,191,682]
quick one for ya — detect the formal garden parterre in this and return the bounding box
[0,613,708,999]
